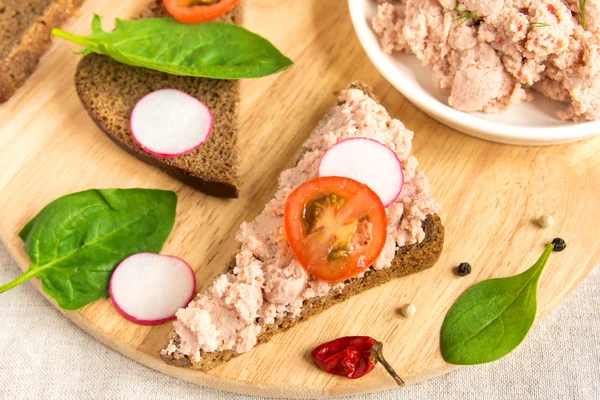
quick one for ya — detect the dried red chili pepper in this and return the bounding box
[311,336,405,386]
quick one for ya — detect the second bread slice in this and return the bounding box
[75,1,241,198]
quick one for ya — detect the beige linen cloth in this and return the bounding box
[0,242,598,399]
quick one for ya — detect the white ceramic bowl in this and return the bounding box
[348,0,600,145]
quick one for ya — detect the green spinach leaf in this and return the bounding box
[52,15,293,79]
[440,244,554,365]
[0,189,177,310]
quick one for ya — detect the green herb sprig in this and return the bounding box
[440,244,555,365]
[453,6,483,29]
[0,189,177,310]
[529,21,552,32]
[53,15,293,80]
[580,0,587,29]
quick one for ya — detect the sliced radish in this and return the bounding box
[130,89,213,158]
[319,138,404,207]
[109,253,196,325]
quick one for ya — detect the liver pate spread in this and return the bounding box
[373,0,600,121]
[167,89,441,361]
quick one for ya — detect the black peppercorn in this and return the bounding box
[457,262,471,276]
[551,238,566,252]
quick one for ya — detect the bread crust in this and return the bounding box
[0,0,84,103]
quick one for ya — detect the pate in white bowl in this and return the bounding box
[348,0,600,145]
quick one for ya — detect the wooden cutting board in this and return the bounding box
[0,0,599,397]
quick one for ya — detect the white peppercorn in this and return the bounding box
[401,303,416,318]
[537,214,553,228]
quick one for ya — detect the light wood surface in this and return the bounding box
[0,0,599,398]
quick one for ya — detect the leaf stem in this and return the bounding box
[0,268,37,294]
[371,340,406,387]
[51,28,95,48]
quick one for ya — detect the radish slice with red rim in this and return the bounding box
[130,89,213,158]
[109,253,196,325]
[318,138,404,207]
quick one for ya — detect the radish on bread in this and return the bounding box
[319,137,404,207]
[130,89,214,158]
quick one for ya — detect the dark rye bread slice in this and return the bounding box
[75,1,241,198]
[0,0,84,103]
[160,83,445,371]
[162,215,443,370]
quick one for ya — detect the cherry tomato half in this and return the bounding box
[284,176,387,283]
[163,0,240,24]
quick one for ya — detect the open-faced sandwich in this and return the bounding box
[160,82,445,371]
